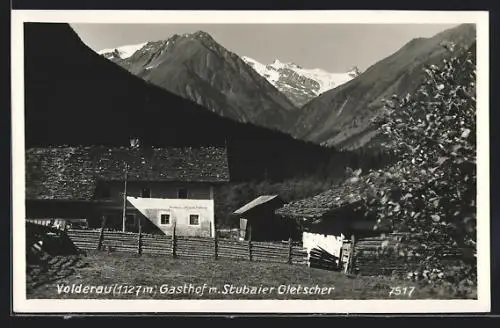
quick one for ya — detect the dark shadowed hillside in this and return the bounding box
[25,23,387,183]
[99,31,299,133]
[293,24,476,150]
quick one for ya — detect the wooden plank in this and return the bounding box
[217,253,249,258]
[176,235,214,242]
[74,246,96,250]
[252,245,289,253]
[142,241,174,248]
[141,234,171,240]
[68,237,100,242]
[217,249,249,255]
[67,229,102,234]
[175,236,215,243]
[142,245,173,251]
[102,234,138,240]
[141,249,173,254]
[102,241,136,248]
[103,231,138,238]
[217,243,248,250]
[252,253,289,260]
[291,251,308,257]
[176,241,215,248]
[217,254,249,259]
[250,245,289,252]
[67,234,100,240]
[251,250,289,258]
[67,235,100,240]
[217,245,247,252]
[216,250,248,255]
[142,248,172,255]
[141,250,172,256]
[176,251,214,258]
[217,244,248,252]
[250,240,290,246]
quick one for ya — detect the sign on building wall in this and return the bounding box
[127,197,215,237]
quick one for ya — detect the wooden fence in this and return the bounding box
[351,233,465,276]
[66,229,308,265]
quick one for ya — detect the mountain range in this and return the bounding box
[99,38,360,109]
[97,31,298,134]
[96,24,476,150]
[23,22,474,182]
[241,57,360,107]
[25,23,380,183]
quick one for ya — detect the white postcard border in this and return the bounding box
[11,10,490,314]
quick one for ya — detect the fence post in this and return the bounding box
[346,234,356,274]
[97,215,107,251]
[137,217,142,255]
[288,237,293,265]
[214,224,219,260]
[248,225,253,261]
[172,221,177,259]
[61,220,69,237]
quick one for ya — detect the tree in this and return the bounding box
[347,42,477,282]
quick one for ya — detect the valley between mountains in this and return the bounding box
[96,24,475,150]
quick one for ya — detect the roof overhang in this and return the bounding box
[232,195,281,216]
[275,199,364,220]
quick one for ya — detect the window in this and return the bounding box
[160,214,170,225]
[141,187,151,198]
[189,214,200,225]
[178,187,188,199]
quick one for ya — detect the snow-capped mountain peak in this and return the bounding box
[98,42,148,60]
[93,32,298,134]
[242,56,360,106]
[96,41,360,107]
[270,59,288,69]
[347,66,361,78]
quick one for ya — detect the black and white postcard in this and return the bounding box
[11,10,490,314]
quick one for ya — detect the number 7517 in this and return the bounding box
[389,286,415,297]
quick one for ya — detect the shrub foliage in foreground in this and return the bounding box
[350,42,477,283]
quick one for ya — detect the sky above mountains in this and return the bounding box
[71,23,458,72]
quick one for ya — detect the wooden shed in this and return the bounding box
[232,195,298,242]
[275,177,393,271]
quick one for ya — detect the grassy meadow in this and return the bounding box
[26,251,476,300]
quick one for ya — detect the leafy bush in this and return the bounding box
[350,42,477,284]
